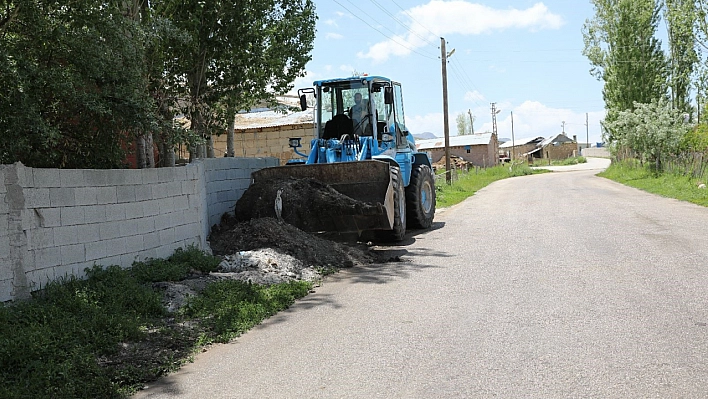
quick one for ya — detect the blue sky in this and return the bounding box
[291,1,607,144]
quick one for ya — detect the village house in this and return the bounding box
[415,133,499,167]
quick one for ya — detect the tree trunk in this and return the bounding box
[145,133,155,167]
[227,107,235,157]
[136,135,147,169]
[207,135,215,158]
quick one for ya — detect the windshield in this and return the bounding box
[318,80,394,139]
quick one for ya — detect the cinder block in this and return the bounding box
[124,170,142,185]
[120,253,140,268]
[49,188,76,207]
[83,205,106,224]
[165,181,182,197]
[105,203,126,222]
[59,169,85,188]
[124,201,144,219]
[0,279,14,302]
[155,244,175,259]
[52,263,83,280]
[84,170,109,186]
[125,235,144,252]
[116,186,136,203]
[96,186,117,204]
[134,185,152,201]
[154,213,174,230]
[187,194,201,210]
[159,227,175,246]
[54,225,79,246]
[104,171,127,186]
[142,168,159,184]
[142,199,160,217]
[137,248,158,261]
[0,256,13,280]
[76,223,100,244]
[119,219,139,237]
[173,196,189,211]
[74,187,98,206]
[103,237,128,257]
[159,197,175,215]
[24,188,51,208]
[60,206,85,226]
[135,216,156,234]
[15,164,33,187]
[99,221,122,240]
[29,227,54,249]
[143,232,160,250]
[85,240,108,262]
[151,183,168,200]
[173,167,187,181]
[35,208,61,228]
[181,180,197,195]
[33,247,62,269]
[158,167,176,183]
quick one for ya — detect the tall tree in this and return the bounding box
[583,0,668,141]
[664,0,698,115]
[157,0,316,159]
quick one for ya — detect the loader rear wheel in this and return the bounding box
[406,164,436,229]
[375,165,406,242]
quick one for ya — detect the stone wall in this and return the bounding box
[542,142,579,160]
[213,123,314,165]
[428,145,498,167]
[0,157,276,302]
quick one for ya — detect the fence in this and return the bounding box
[0,157,277,302]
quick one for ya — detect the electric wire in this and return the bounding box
[367,0,439,49]
[332,0,438,61]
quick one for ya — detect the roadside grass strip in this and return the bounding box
[599,160,708,207]
[436,164,549,208]
[0,247,311,399]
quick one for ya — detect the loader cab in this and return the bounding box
[313,76,408,148]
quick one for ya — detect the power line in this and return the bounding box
[332,0,438,61]
[390,0,440,39]
[367,0,439,49]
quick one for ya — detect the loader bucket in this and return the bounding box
[251,160,394,234]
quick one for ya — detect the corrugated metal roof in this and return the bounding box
[499,136,544,149]
[539,133,574,148]
[415,133,493,150]
[234,109,314,129]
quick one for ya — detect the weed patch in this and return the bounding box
[599,159,708,206]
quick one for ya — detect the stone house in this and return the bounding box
[211,110,315,166]
[499,136,544,161]
[415,133,499,167]
[538,134,579,160]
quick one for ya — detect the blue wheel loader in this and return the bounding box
[251,75,435,241]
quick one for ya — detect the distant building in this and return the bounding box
[415,133,499,167]
[499,136,544,161]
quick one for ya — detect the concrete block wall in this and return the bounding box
[0,157,277,302]
[202,157,279,230]
[213,123,314,165]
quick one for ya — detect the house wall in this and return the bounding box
[502,144,538,160]
[0,157,277,302]
[543,142,579,159]
[428,145,496,167]
[213,123,315,166]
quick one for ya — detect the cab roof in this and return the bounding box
[313,76,392,86]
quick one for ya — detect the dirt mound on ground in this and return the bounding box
[234,177,381,232]
[209,216,378,268]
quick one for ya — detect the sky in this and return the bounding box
[290,0,607,145]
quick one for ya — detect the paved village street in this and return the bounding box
[136,159,708,398]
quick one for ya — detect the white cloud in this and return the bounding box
[360,1,564,63]
[408,113,444,135]
[324,19,338,27]
[464,90,486,103]
[326,32,344,40]
[287,70,319,95]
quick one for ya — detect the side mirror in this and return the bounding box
[297,87,315,111]
[384,87,393,105]
[299,95,307,111]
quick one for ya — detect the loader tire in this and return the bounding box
[375,166,406,242]
[406,164,436,229]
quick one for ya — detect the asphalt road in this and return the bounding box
[135,160,708,398]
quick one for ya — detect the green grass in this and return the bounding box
[436,164,549,208]
[0,247,311,398]
[598,159,708,207]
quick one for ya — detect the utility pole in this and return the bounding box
[561,120,566,135]
[585,113,589,152]
[441,37,451,184]
[511,111,515,162]
[468,109,475,135]
[491,103,498,137]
